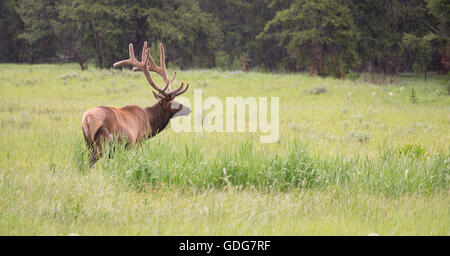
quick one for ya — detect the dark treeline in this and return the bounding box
[0,0,448,77]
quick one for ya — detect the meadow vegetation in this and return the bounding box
[0,64,448,235]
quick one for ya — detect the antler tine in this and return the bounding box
[129,41,149,72]
[170,71,177,84]
[113,42,148,68]
[141,48,170,98]
[159,43,167,84]
[146,48,162,76]
[130,43,137,63]
[170,83,189,97]
[151,81,171,100]
[164,82,189,98]
[141,41,147,64]
[144,43,179,91]
[113,43,141,68]
[161,80,170,94]
[167,82,185,95]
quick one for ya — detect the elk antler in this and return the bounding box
[113,41,189,99]
[140,43,189,98]
[113,41,169,97]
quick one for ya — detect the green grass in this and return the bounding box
[83,138,447,195]
[0,63,449,235]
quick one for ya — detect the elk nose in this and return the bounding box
[173,105,191,117]
[179,106,191,116]
[184,106,191,115]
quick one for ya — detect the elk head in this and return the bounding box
[113,41,191,118]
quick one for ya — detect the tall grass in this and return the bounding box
[75,138,448,195]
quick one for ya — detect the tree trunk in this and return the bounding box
[90,22,105,68]
[136,16,149,60]
[314,44,323,75]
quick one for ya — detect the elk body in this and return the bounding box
[82,42,191,166]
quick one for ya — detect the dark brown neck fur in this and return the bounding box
[145,103,173,137]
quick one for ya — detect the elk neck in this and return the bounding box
[145,102,173,137]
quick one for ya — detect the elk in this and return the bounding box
[81,41,191,166]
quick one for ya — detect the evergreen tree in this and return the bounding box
[425,0,450,71]
[402,33,437,79]
[17,0,88,69]
[200,0,274,69]
[260,0,359,77]
[0,0,27,62]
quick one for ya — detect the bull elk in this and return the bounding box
[81,41,191,166]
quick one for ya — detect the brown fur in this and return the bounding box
[81,99,182,166]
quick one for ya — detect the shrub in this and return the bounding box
[348,131,370,143]
[215,51,230,70]
[309,85,328,95]
[0,112,32,128]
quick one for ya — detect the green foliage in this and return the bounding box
[425,0,449,36]
[13,0,221,69]
[402,33,437,74]
[349,0,435,74]
[200,0,274,69]
[398,144,426,158]
[16,0,86,67]
[425,0,449,71]
[344,70,360,80]
[214,50,231,70]
[162,0,222,69]
[0,0,27,62]
[260,0,360,77]
[1,0,449,75]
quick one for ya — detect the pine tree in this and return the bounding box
[259,0,359,77]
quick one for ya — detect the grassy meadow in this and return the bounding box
[0,63,449,235]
